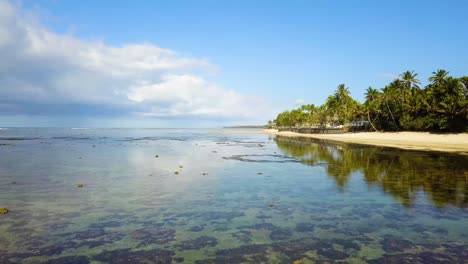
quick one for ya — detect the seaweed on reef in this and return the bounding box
[209,244,270,263]
[41,256,90,264]
[129,228,176,246]
[380,235,416,253]
[295,223,315,233]
[232,230,252,243]
[367,252,458,264]
[73,228,107,240]
[93,248,175,264]
[270,228,293,240]
[175,236,218,251]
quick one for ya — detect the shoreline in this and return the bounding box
[210,129,468,154]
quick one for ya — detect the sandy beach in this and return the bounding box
[210,129,468,153]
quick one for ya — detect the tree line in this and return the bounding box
[271,70,467,132]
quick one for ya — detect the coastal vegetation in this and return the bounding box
[272,70,467,132]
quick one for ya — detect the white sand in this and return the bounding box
[210,129,468,153]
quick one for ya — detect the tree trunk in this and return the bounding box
[385,98,399,130]
[367,111,378,132]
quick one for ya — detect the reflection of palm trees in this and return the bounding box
[274,136,468,208]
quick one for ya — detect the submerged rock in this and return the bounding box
[214,244,270,263]
[174,257,184,263]
[174,171,179,175]
[93,248,175,264]
[270,228,293,240]
[74,228,106,240]
[77,184,84,188]
[42,256,90,264]
[232,230,252,243]
[381,236,416,253]
[129,228,176,246]
[295,223,315,233]
[189,225,204,232]
[175,236,218,250]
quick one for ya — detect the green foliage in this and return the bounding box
[273,70,467,132]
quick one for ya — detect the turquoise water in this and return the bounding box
[0,128,467,263]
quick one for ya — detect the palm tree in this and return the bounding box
[381,85,399,130]
[400,70,420,90]
[365,87,380,131]
[335,84,352,124]
[429,69,449,86]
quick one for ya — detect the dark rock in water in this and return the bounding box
[232,230,252,243]
[270,228,293,240]
[330,238,361,251]
[38,245,64,256]
[41,256,90,264]
[174,257,184,263]
[418,251,455,263]
[93,248,175,264]
[175,236,218,250]
[130,228,175,246]
[189,225,204,232]
[0,252,37,263]
[74,228,106,240]
[314,240,349,260]
[80,232,124,249]
[213,244,270,263]
[381,236,416,253]
[155,155,159,158]
[273,239,315,261]
[77,184,84,188]
[444,243,468,260]
[174,171,179,175]
[368,253,423,264]
[295,223,315,233]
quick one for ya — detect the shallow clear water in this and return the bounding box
[0,128,467,264]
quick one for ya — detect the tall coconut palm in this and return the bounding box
[365,87,380,131]
[381,85,399,130]
[400,70,420,90]
[429,69,449,86]
[335,84,352,124]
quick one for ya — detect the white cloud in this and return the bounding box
[127,75,263,118]
[0,0,267,121]
[294,98,305,106]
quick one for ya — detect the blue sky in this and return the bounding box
[1,0,467,127]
